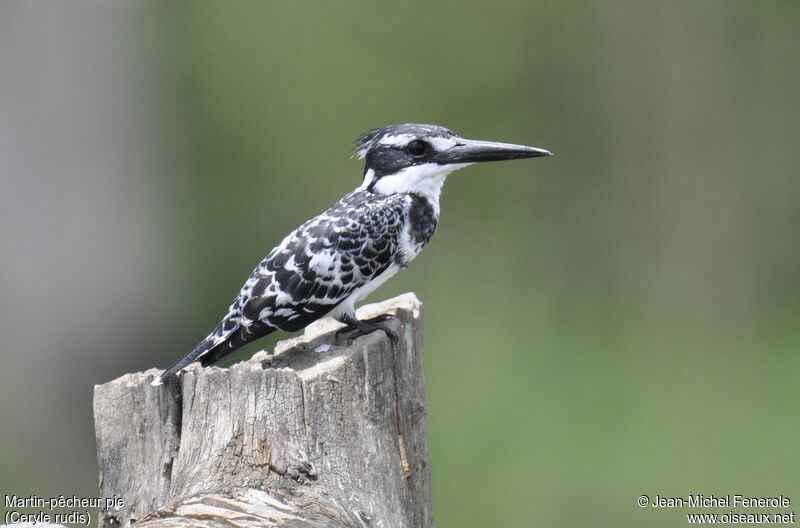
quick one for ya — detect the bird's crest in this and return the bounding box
[353,128,383,159]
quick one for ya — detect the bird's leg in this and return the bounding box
[335,313,398,344]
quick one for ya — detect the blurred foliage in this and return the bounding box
[162,1,800,525]
[2,1,799,527]
[164,2,800,525]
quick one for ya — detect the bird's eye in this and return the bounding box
[406,140,427,157]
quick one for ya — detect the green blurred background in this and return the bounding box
[1,1,799,526]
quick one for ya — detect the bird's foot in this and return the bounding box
[362,313,395,325]
[335,314,398,344]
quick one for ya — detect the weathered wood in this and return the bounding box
[93,293,432,528]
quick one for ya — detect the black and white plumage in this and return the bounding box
[153,124,550,385]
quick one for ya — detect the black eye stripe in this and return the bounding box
[406,140,427,156]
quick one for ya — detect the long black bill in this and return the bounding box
[435,138,552,164]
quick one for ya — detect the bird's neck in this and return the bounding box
[362,164,461,217]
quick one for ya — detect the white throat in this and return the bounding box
[360,163,470,216]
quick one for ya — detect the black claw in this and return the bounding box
[382,326,399,343]
[336,314,398,344]
[334,326,352,342]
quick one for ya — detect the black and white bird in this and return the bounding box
[153,124,550,385]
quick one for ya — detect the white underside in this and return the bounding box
[328,263,401,321]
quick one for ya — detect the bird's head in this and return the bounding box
[354,124,551,203]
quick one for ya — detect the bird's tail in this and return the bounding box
[199,321,276,367]
[151,336,216,386]
[152,321,276,386]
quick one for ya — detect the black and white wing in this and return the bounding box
[237,190,409,331]
[154,191,409,384]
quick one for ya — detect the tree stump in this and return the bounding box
[93,293,432,528]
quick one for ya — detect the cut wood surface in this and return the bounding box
[93,293,432,528]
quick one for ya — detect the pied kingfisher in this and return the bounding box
[153,124,550,385]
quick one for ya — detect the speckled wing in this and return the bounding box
[231,190,408,335]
